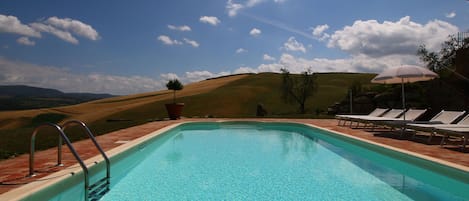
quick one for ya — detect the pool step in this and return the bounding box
[88,177,110,201]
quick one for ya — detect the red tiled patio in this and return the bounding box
[1,119,468,196]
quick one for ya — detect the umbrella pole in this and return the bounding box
[401,80,406,121]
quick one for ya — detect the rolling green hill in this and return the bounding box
[0,72,376,159]
[0,85,114,111]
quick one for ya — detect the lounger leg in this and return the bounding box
[411,131,416,139]
[440,135,446,147]
[463,136,467,151]
[399,127,405,138]
[427,132,434,144]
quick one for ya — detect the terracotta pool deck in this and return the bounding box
[1,118,468,195]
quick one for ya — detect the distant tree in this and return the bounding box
[281,68,316,114]
[417,34,469,75]
[166,79,184,103]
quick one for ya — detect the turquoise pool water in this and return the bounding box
[46,122,468,200]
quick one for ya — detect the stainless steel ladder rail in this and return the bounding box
[29,120,111,201]
[62,120,110,200]
[29,123,64,176]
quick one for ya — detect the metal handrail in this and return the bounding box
[29,123,64,176]
[29,122,90,198]
[29,120,111,201]
[62,120,111,184]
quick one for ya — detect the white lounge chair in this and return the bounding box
[370,108,428,133]
[335,108,389,126]
[423,114,469,149]
[405,110,466,143]
[436,126,469,150]
[346,109,405,128]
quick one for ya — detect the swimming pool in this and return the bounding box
[8,121,469,200]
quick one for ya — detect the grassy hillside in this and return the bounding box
[0,72,375,159]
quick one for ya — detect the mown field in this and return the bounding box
[0,72,376,159]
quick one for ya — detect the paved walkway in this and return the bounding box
[1,118,468,195]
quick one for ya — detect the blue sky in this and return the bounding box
[0,0,468,95]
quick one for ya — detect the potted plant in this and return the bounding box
[165,79,184,120]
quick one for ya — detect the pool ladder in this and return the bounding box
[29,120,110,201]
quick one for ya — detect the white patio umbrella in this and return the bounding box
[371,65,438,120]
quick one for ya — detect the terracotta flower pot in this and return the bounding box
[165,103,184,120]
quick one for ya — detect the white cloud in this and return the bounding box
[0,14,41,37]
[0,57,164,95]
[445,12,456,18]
[199,16,220,26]
[168,25,192,31]
[0,15,99,45]
[233,66,257,74]
[327,16,459,57]
[226,0,245,17]
[184,71,220,83]
[158,36,199,47]
[283,37,306,53]
[30,22,79,44]
[17,37,35,46]
[160,73,180,81]
[246,0,265,7]
[263,54,276,61]
[183,38,200,47]
[253,53,419,74]
[45,17,100,41]
[236,48,247,53]
[157,35,182,45]
[226,0,285,17]
[311,24,330,41]
[249,28,261,36]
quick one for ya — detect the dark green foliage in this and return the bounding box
[416,33,469,111]
[417,34,469,77]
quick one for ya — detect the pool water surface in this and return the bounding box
[93,122,468,200]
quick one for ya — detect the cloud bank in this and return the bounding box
[0,14,99,45]
[0,57,163,95]
[327,16,458,57]
[0,15,459,95]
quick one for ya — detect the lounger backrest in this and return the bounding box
[429,110,466,124]
[456,113,469,125]
[396,109,427,121]
[369,108,389,117]
[381,109,404,118]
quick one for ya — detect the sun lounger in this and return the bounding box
[370,109,428,133]
[436,127,469,150]
[405,110,466,143]
[345,109,405,128]
[335,108,389,126]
